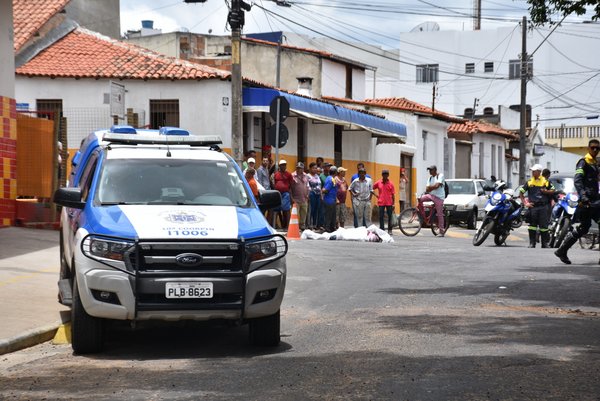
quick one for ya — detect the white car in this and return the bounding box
[444,179,488,229]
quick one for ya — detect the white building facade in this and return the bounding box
[397,22,600,146]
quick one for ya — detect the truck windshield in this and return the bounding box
[96,159,250,207]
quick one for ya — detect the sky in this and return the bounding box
[119,0,597,49]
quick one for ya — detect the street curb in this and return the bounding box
[0,321,62,356]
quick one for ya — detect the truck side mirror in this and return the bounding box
[258,190,281,211]
[53,187,85,209]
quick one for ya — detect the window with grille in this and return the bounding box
[149,99,180,129]
[484,62,494,73]
[36,99,63,120]
[416,64,439,83]
[465,63,475,74]
[509,59,533,80]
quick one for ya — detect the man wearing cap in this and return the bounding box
[244,157,256,174]
[419,165,446,236]
[519,163,555,248]
[242,150,257,170]
[555,139,600,263]
[349,168,373,227]
[273,160,294,229]
[373,169,396,234]
[291,162,310,231]
[322,166,338,232]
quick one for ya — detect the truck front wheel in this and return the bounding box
[71,278,104,354]
[249,310,280,346]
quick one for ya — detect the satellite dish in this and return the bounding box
[410,22,440,32]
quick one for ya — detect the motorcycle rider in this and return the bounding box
[555,139,600,264]
[519,164,555,248]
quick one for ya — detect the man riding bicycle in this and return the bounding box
[418,165,446,237]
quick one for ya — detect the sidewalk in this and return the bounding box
[0,227,69,355]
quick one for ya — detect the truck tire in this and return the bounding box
[71,277,104,354]
[249,310,280,346]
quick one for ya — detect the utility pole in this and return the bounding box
[560,123,565,151]
[185,0,250,167]
[431,83,437,112]
[473,0,482,30]
[518,16,528,185]
[229,0,251,166]
[276,34,282,87]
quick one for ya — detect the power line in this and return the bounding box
[255,3,513,81]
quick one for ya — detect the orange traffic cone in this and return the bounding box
[287,203,301,240]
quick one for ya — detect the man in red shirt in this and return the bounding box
[372,169,396,234]
[273,160,294,229]
[245,167,260,197]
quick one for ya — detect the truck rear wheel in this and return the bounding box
[249,310,280,346]
[72,278,104,354]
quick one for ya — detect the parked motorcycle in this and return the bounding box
[548,192,579,248]
[473,182,523,246]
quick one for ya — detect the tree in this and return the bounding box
[527,0,600,25]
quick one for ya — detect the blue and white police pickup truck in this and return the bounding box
[53,126,287,353]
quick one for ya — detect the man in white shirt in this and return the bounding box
[418,165,446,236]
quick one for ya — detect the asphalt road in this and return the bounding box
[1,228,599,400]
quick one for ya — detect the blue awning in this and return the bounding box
[243,87,406,143]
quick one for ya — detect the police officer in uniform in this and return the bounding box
[555,139,600,264]
[519,164,555,248]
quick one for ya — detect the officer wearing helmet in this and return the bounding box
[555,138,600,264]
[519,164,555,248]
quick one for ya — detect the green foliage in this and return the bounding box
[527,0,600,25]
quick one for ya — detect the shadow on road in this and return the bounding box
[89,320,293,360]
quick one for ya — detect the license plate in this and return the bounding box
[165,282,213,299]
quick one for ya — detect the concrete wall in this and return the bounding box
[470,133,509,181]
[125,32,179,57]
[15,77,232,149]
[0,0,14,98]
[0,0,16,226]
[243,43,324,98]
[282,32,400,98]
[321,60,346,99]
[66,0,120,39]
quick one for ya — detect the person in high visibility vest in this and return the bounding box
[555,139,600,264]
[519,164,555,248]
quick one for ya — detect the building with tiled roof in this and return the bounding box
[123,29,371,100]
[17,28,231,81]
[15,26,234,152]
[324,94,522,187]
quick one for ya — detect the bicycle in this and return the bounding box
[398,197,450,236]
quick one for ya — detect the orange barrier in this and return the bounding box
[287,203,301,240]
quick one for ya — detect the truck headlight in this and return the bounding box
[83,236,135,262]
[245,235,287,271]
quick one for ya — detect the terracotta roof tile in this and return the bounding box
[13,0,71,51]
[364,97,462,122]
[448,120,518,139]
[16,28,231,80]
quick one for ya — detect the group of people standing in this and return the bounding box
[242,152,405,234]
